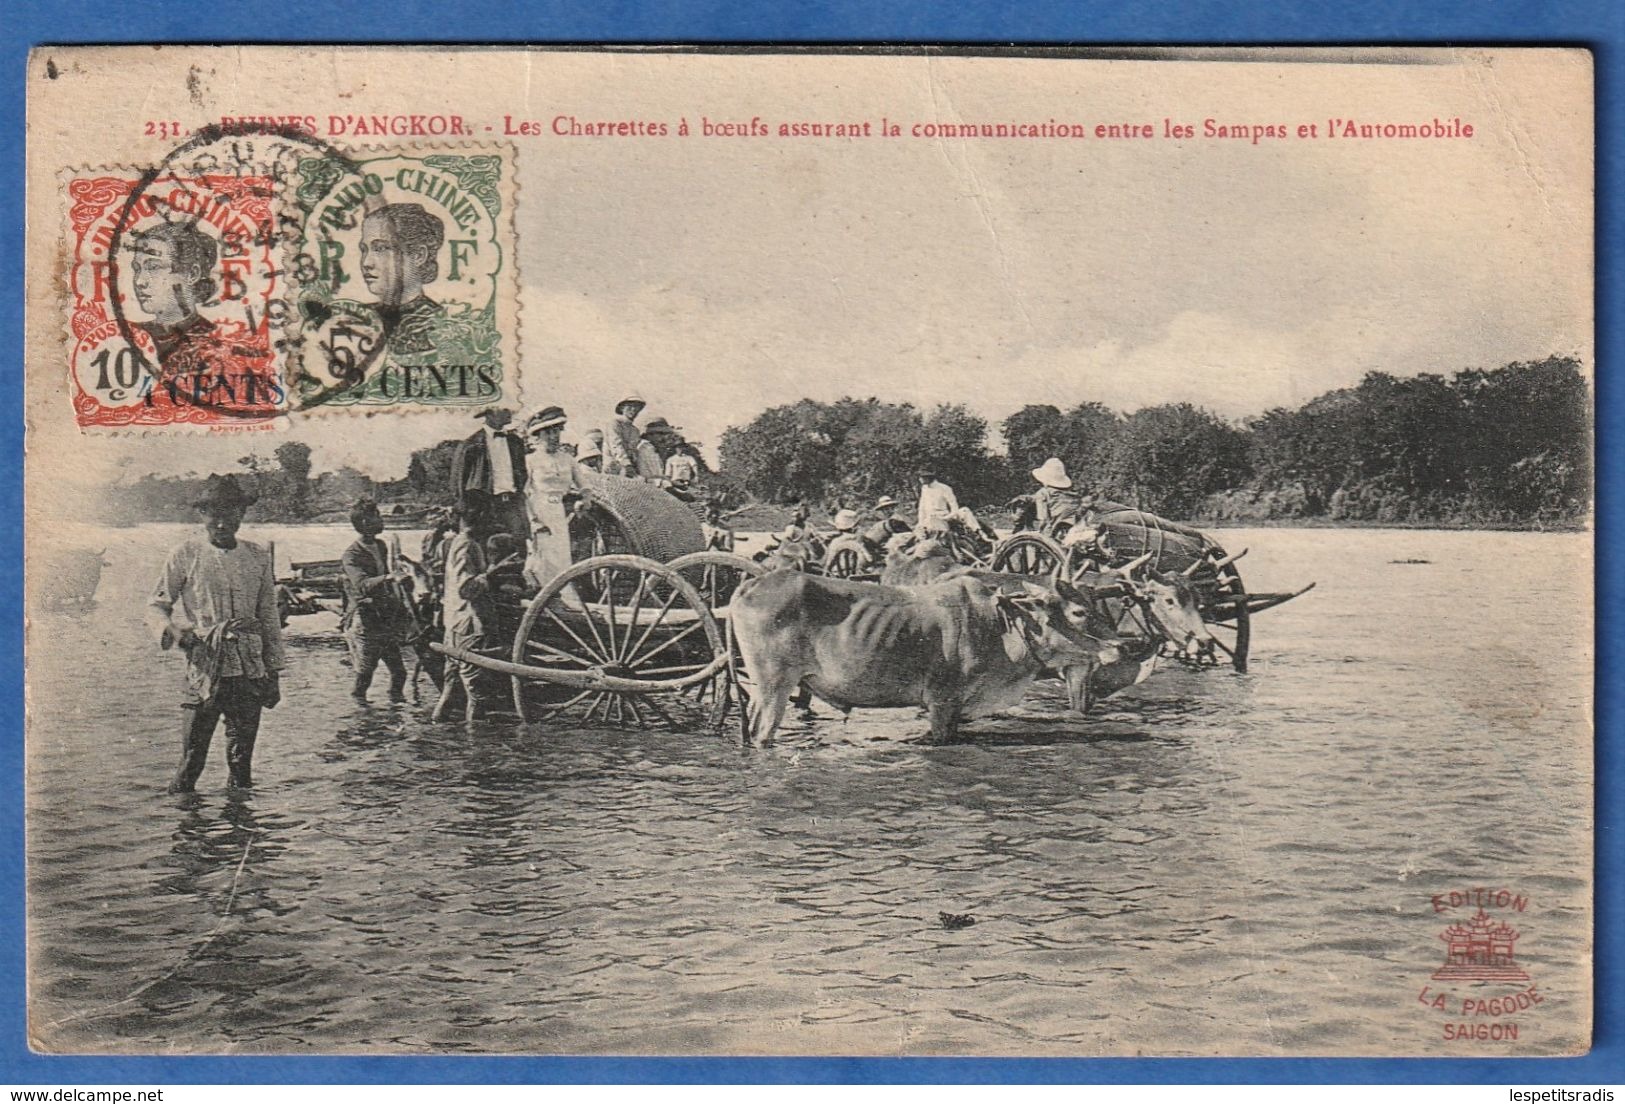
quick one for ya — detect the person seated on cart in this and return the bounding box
[432,494,523,723]
[520,405,589,591]
[577,430,604,473]
[755,502,824,569]
[862,494,914,558]
[827,508,879,569]
[657,427,703,501]
[636,416,677,484]
[1029,457,1088,533]
[915,471,960,536]
[784,501,827,558]
[605,393,653,478]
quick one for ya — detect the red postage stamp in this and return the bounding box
[65,171,285,428]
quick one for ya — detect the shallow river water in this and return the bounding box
[26,524,1591,1056]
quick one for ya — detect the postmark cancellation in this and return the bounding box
[60,137,519,429]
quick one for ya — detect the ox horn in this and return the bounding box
[1209,547,1249,573]
[1115,552,1154,577]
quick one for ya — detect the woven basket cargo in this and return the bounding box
[577,472,706,563]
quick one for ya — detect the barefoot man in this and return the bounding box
[147,475,284,793]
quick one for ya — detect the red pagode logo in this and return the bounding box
[1432,908,1530,982]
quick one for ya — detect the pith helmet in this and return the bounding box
[1032,457,1073,489]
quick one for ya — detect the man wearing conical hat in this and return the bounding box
[146,474,285,793]
[1031,457,1085,531]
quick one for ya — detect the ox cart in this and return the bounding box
[432,472,763,728]
[777,497,1313,675]
[988,503,1315,672]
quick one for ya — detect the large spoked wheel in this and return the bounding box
[1201,561,1252,673]
[510,554,727,726]
[670,551,765,737]
[990,531,1068,579]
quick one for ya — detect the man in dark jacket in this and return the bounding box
[451,407,528,536]
[341,498,413,703]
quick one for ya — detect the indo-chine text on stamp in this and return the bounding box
[283,145,518,411]
[66,171,285,428]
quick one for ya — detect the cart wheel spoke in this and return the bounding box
[600,572,622,663]
[639,693,678,730]
[613,569,652,665]
[525,641,593,667]
[531,688,596,721]
[623,586,683,667]
[543,607,611,666]
[624,617,707,673]
[623,695,642,727]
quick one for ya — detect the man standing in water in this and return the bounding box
[432,494,521,723]
[147,475,284,793]
[340,497,413,704]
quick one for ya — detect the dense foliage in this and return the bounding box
[718,357,1591,526]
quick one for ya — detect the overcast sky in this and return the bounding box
[97,50,1592,482]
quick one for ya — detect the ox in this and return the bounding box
[878,538,964,587]
[879,544,1214,705]
[1074,559,1213,659]
[730,571,1124,744]
[753,536,821,574]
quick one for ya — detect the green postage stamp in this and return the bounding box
[285,144,518,411]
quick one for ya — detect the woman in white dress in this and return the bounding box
[521,405,585,590]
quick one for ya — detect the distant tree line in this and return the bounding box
[717,356,1591,527]
[101,357,1589,530]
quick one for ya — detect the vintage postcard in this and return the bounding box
[23,46,1593,1057]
